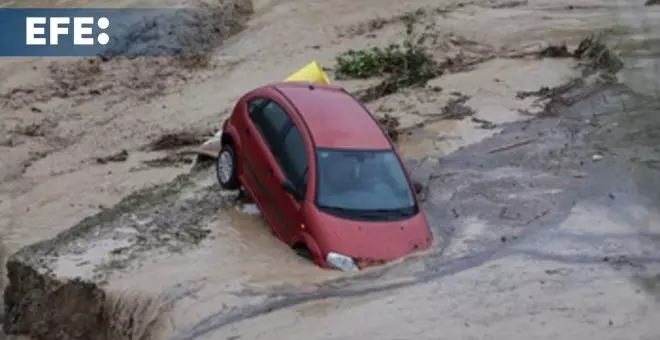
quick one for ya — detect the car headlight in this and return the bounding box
[326,252,359,272]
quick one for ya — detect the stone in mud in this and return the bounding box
[3,169,230,340]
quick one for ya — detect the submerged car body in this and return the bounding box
[216,81,433,270]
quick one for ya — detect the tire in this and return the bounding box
[216,143,240,190]
[294,246,314,261]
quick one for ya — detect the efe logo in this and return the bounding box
[25,17,110,46]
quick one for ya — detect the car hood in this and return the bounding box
[311,209,433,268]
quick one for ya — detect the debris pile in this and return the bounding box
[539,35,624,74]
[95,150,129,164]
[441,93,476,120]
[145,131,212,151]
[337,15,440,102]
[377,114,402,142]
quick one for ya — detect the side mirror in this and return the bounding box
[412,180,423,194]
[281,180,303,200]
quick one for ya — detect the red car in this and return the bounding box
[215,81,433,271]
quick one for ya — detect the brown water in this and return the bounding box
[2,0,660,339]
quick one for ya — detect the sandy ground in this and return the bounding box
[1,0,660,339]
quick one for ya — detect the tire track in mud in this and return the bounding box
[176,211,580,340]
[177,81,657,339]
[178,247,504,340]
[180,241,660,340]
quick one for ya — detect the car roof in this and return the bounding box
[271,81,392,150]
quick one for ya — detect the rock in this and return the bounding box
[646,0,659,6]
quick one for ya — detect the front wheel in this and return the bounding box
[216,143,240,190]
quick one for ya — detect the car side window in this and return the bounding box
[277,126,309,194]
[247,98,266,115]
[249,100,292,153]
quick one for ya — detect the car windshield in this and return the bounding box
[315,148,415,212]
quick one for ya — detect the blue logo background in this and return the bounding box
[0,8,226,56]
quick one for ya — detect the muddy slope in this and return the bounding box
[3,170,216,340]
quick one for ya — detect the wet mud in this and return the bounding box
[144,131,216,152]
[7,78,660,340]
[2,0,660,339]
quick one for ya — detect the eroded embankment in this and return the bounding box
[4,169,229,340]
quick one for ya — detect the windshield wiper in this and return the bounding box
[369,208,415,217]
[321,206,385,219]
[345,207,415,219]
[323,206,355,213]
[321,205,415,220]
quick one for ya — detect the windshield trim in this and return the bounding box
[312,146,419,216]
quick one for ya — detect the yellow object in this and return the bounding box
[284,60,331,84]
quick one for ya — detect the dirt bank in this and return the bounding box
[2,0,660,339]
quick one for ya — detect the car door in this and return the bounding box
[243,98,294,239]
[236,98,267,197]
[271,124,309,244]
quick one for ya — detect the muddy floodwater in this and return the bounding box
[1,0,660,339]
